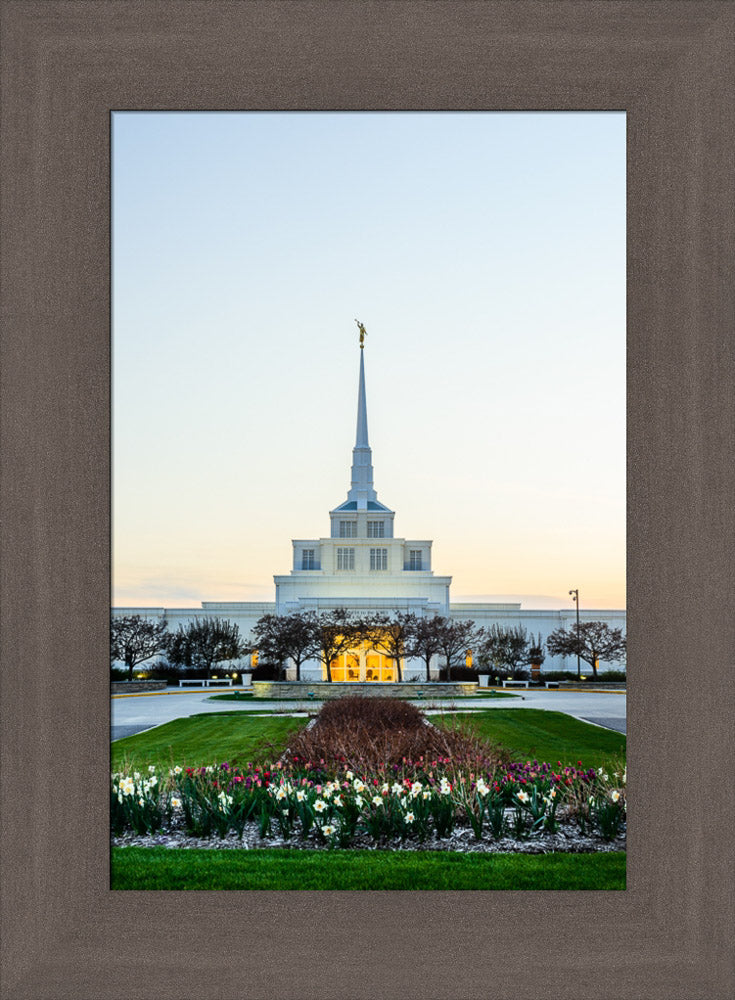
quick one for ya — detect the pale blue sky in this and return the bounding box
[113,111,625,609]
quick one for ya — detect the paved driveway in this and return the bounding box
[111,687,626,741]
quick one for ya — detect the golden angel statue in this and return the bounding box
[355,319,367,348]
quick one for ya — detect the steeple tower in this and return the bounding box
[278,320,447,615]
[346,345,377,506]
[330,323,393,528]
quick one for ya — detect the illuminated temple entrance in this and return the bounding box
[326,641,399,683]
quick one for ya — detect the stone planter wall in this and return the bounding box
[556,681,626,690]
[252,681,479,700]
[111,680,168,694]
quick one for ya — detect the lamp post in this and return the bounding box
[569,589,581,680]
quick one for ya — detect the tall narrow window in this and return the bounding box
[370,547,388,570]
[409,550,422,570]
[367,521,385,537]
[337,547,355,570]
[301,549,315,570]
[339,521,356,538]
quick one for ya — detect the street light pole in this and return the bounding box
[569,589,581,680]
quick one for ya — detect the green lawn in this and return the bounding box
[208,691,519,703]
[437,709,626,771]
[111,712,304,771]
[207,691,255,701]
[111,846,625,890]
[112,707,625,773]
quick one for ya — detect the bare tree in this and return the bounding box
[166,617,246,680]
[404,614,441,682]
[546,622,626,679]
[361,612,416,682]
[111,614,168,681]
[477,625,532,677]
[314,609,359,682]
[433,617,483,680]
[252,612,319,681]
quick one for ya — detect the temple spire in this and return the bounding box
[346,327,377,506]
[355,345,369,448]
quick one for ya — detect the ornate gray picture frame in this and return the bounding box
[1,2,733,997]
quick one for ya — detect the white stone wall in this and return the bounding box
[112,600,626,677]
[111,602,275,673]
[449,604,627,674]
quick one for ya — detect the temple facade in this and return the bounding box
[113,331,625,679]
[274,345,451,622]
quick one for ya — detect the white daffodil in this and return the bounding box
[405,812,415,823]
[275,787,287,801]
[345,770,354,781]
[422,791,431,800]
[133,772,141,780]
[173,765,182,775]
[322,824,335,837]
[333,795,343,807]
[391,782,404,796]
[372,795,383,807]
[171,797,181,808]
[138,798,144,807]
[314,799,327,813]
[475,780,489,796]
[148,765,156,773]
[296,790,306,802]
[611,790,621,803]
[354,795,364,808]
[353,778,365,793]
[516,790,530,804]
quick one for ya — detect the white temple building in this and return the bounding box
[275,345,451,621]
[114,334,625,679]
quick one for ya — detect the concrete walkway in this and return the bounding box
[111,687,626,741]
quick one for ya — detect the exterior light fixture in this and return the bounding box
[569,589,581,680]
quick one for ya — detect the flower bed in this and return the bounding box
[112,697,625,852]
[282,694,510,772]
[111,758,626,851]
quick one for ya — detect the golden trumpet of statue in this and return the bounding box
[355,319,367,348]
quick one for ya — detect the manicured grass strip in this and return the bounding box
[111,713,305,771]
[208,692,255,701]
[421,692,519,701]
[208,691,519,702]
[111,847,625,890]
[438,709,625,771]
